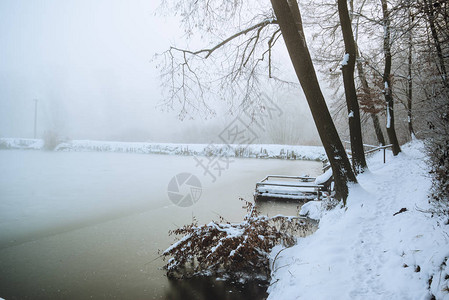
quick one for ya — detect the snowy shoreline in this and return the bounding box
[268,140,449,299]
[0,138,326,161]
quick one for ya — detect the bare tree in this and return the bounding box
[406,6,416,138]
[421,0,448,88]
[355,47,386,145]
[381,0,401,155]
[156,1,284,119]
[337,0,368,173]
[264,0,357,201]
[414,0,449,214]
[300,0,387,147]
[157,0,357,201]
[351,0,386,146]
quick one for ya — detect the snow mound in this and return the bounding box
[299,201,322,220]
[0,138,43,150]
[268,140,449,300]
[314,168,332,185]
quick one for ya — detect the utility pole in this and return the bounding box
[34,99,38,139]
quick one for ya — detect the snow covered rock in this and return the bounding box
[299,201,322,220]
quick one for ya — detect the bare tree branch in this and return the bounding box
[168,19,278,60]
[155,12,287,119]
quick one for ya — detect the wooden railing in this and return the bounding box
[323,143,393,171]
[363,144,393,164]
[259,175,316,182]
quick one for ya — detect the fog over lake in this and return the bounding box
[0,0,322,145]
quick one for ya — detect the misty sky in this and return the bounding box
[0,0,321,144]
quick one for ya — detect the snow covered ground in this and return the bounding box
[0,138,326,161]
[268,140,449,300]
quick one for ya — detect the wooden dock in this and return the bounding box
[255,144,393,202]
[254,175,325,201]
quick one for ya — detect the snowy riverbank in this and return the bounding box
[0,138,326,161]
[268,140,449,299]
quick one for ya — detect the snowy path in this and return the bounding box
[268,141,449,300]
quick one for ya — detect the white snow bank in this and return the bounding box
[268,140,449,300]
[299,201,322,220]
[0,138,43,149]
[0,138,326,161]
[314,168,332,185]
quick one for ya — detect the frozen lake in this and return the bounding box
[0,150,322,299]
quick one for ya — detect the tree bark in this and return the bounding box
[372,112,386,145]
[381,0,401,155]
[407,9,415,139]
[337,0,367,173]
[270,0,357,202]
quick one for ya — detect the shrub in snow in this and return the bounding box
[427,136,449,220]
[426,88,449,221]
[162,199,314,281]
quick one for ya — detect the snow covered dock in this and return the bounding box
[255,171,333,201]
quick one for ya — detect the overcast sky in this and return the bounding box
[0,0,321,144]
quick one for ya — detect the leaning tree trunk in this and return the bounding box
[381,0,401,155]
[337,0,367,174]
[270,0,357,202]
